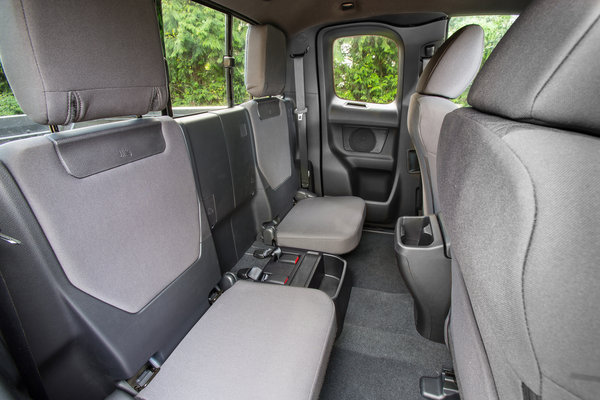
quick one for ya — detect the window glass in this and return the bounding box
[0,64,22,117]
[232,17,250,105]
[447,15,518,106]
[333,35,399,104]
[163,0,227,115]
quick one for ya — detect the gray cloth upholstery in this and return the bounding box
[276,196,366,254]
[0,0,168,125]
[408,25,483,214]
[449,259,498,400]
[245,24,287,97]
[468,0,600,136]
[245,99,293,189]
[407,95,458,214]
[440,5,600,397]
[0,117,201,313]
[440,107,600,400]
[416,25,484,99]
[139,281,337,400]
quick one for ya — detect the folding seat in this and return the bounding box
[0,1,336,399]
[243,25,366,255]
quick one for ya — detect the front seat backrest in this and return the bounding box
[438,0,600,399]
[0,1,220,398]
[407,24,483,214]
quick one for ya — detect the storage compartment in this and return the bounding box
[306,254,351,337]
[259,249,351,337]
[395,215,450,343]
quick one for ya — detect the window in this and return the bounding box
[232,17,250,105]
[333,35,399,104]
[448,15,518,106]
[162,0,249,116]
[0,64,22,117]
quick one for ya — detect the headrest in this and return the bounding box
[245,25,286,98]
[468,0,600,136]
[416,25,484,99]
[0,0,168,125]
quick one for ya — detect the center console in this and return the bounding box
[226,245,351,336]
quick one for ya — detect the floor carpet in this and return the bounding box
[320,231,451,400]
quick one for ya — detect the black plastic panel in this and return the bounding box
[179,113,234,228]
[180,107,260,272]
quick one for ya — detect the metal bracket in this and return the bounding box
[223,55,235,68]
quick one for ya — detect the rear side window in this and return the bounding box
[162,0,249,115]
[332,35,399,104]
[163,0,228,114]
[0,64,22,117]
[448,15,518,106]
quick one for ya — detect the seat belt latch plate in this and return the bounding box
[294,107,307,121]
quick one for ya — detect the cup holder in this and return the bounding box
[400,216,434,247]
[395,215,451,343]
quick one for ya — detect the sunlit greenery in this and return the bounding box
[163,0,249,107]
[448,15,518,106]
[333,35,399,104]
[0,64,23,116]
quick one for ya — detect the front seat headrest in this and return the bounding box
[468,0,600,136]
[416,24,484,99]
[0,0,169,126]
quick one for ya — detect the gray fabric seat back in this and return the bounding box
[407,24,483,214]
[243,24,300,222]
[0,1,221,398]
[437,1,600,399]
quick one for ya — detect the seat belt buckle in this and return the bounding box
[294,107,307,121]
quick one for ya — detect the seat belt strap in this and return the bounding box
[0,271,49,400]
[292,50,310,189]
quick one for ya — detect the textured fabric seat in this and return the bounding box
[243,24,366,254]
[139,281,336,400]
[437,1,600,399]
[407,24,483,214]
[0,1,336,399]
[276,196,365,254]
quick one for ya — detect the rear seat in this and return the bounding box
[243,25,367,255]
[0,1,335,399]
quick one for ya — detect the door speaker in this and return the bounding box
[349,127,376,153]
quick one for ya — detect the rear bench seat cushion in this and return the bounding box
[276,196,366,254]
[138,281,336,400]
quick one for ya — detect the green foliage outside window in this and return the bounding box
[333,35,399,104]
[163,0,249,107]
[0,63,23,116]
[448,15,518,107]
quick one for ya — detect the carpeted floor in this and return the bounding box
[320,230,451,400]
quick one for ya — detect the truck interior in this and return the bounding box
[0,0,598,399]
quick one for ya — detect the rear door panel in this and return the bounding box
[317,20,446,225]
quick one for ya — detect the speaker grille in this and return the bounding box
[349,128,376,152]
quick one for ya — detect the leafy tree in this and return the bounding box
[448,15,518,106]
[0,63,23,116]
[333,35,399,104]
[162,0,249,107]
